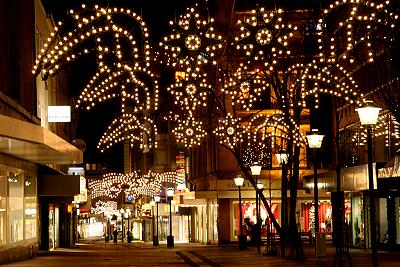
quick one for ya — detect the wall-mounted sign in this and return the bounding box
[176,152,185,184]
[48,106,71,122]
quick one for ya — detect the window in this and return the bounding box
[8,171,24,242]
[24,174,37,239]
[0,169,7,245]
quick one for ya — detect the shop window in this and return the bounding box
[351,196,365,247]
[0,168,7,245]
[8,171,24,242]
[396,197,400,244]
[24,174,37,239]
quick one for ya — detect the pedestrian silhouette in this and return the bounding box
[113,229,118,244]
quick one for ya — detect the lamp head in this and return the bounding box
[306,129,324,149]
[275,150,288,165]
[257,182,264,190]
[154,195,161,203]
[234,175,244,187]
[356,100,381,126]
[167,188,174,197]
[250,162,262,176]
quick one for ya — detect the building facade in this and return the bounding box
[0,0,82,263]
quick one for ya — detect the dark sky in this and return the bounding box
[41,0,330,171]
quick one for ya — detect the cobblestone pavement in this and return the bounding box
[4,239,400,267]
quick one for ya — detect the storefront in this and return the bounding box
[307,163,392,249]
[376,163,400,250]
[0,163,38,247]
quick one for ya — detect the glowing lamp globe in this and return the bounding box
[167,188,174,197]
[256,182,264,190]
[250,163,262,176]
[275,150,288,165]
[356,100,381,126]
[234,175,244,187]
[306,129,324,149]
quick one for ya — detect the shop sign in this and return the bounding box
[176,152,185,184]
[213,180,256,191]
[48,106,71,122]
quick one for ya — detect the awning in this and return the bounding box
[0,115,83,164]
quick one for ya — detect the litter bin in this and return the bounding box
[127,231,133,243]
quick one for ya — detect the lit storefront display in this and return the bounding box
[48,206,59,250]
[0,165,37,246]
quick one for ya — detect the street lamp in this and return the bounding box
[167,188,174,248]
[250,162,262,254]
[356,100,381,267]
[275,150,288,257]
[150,200,156,246]
[125,208,131,243]
[257,182,264,254]
[306,129,324,262]
[119,208,125,243]
[234,174,246,250]
[154,196,161,246]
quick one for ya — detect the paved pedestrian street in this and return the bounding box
[4,239,400,267]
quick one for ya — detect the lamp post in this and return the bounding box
[125,208,131,243]
[306,129,325,262]
[257,182,265,254]
[154,196,160,246]
[119,208,125,243]
[276,150,288,257]
[167,188,174,248]
[150,200,156,245]
[356,101,381,267]
[234,175,246,250]
[250,162,262,254]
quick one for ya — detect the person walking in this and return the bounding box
[113,229,118,244]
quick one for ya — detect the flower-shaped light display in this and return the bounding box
[214,113,248,149]
[172,115,207,148]
[159,7,223,69]
[167,72,211,111]
[235,7,296,66]
[222,64,269,111]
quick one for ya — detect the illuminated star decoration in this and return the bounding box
[235,7,296,66]
[222,64,269,111]
[172,114,207,148]
[167,71,211,111]
[214,113,248,149]
[160,7,223,70]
